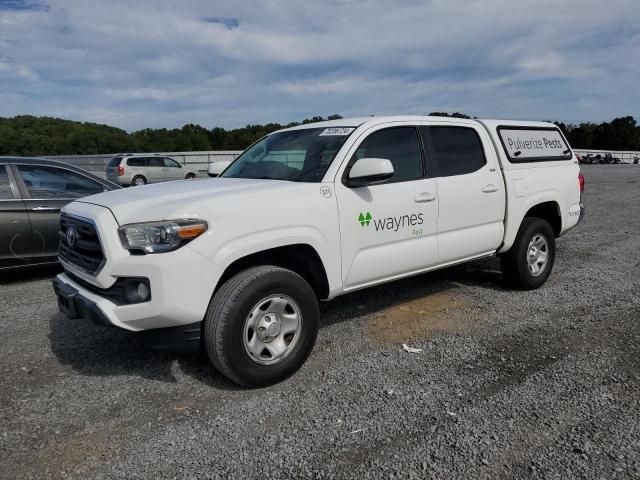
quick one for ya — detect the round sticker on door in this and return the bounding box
[320,186,333,198]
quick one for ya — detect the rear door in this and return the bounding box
[420,124,505,263]
[0,164,33,269]
[147,157,166,183]
[125,157,147,184]
[13,163,106,261]
[163,157,184,180]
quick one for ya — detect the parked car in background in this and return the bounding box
[207,159,233,177]
[0,157,119,270]
[106,154,199,186]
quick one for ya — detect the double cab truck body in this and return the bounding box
[53,116,583,386]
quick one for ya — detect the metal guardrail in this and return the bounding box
[44,151,244,173]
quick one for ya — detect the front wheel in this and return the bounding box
[500,217,556,290]
[204,266,319,387]
[185,173,196,180]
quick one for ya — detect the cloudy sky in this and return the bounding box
[1,0,639,131]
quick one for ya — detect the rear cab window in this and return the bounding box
[497,126,572,162]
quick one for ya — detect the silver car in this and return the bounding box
[106,154,199,186]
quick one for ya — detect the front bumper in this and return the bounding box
[52,275,203,353]
[57,201,222,331]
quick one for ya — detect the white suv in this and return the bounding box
[53,116,583,387]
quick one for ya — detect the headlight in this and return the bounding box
[118,220,208,254]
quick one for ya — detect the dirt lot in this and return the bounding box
[1,165,639,479]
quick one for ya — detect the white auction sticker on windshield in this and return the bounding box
[319,127,355,136]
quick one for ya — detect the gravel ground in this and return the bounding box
[1,165,639,479]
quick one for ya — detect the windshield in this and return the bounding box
[222,127,356,182]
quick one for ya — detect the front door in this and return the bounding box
[0,164,33,269]
[163,157,183,180]
[335,125,439,290]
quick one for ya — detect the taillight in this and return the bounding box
[578,172,585,193]
[118,165,124,176]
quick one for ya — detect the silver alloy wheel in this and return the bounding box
[243,295,302,366]
[527,233,549,277]
[134,177,145,186]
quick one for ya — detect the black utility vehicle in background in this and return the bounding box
[0,157,119,270]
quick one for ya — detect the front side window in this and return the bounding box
[17,164,104,199]
[222,127,355,182]
[0,166,14,199]
[163,158,181,168]
[350,127,423,183]
[423,126,486,177]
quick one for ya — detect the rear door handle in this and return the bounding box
[414,192,436,203]
[31,206,60,211]
[482,185,499,193]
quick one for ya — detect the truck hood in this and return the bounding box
[76,177,299,225]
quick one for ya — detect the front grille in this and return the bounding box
[59,214,105,275]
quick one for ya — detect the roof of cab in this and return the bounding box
[278,115,558,133]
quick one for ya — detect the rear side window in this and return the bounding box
[107,156,122,168]
[0,166,14,199]
[148,157,163,167]
[422,126,486,177]
[126,157,146,167]
[350,127,423,183]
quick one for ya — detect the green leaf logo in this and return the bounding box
[358,212,372,227]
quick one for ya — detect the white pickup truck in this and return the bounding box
[53,116,584,387]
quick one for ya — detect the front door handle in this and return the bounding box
[482,184,499,193]
[414,192,436,203]
[31,206,60,212]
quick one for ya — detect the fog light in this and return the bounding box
[137,282,149,301]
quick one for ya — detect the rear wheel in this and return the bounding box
[501,217,555,290]
[131,175,146,186]
[204,266,319,387]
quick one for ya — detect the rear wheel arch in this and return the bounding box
[523,201,562,237]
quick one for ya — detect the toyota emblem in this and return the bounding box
[65,225,77,248]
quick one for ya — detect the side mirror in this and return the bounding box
[347,158,394,187]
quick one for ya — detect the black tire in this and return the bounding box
[185,173,196,180]
[500,217,556,290]
[131,175,146,186]
[204,266,319,387]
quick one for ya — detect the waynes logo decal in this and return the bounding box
[358,212,372,226]
[358,212,424,231]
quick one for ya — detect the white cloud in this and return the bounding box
[0,0,639,129]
